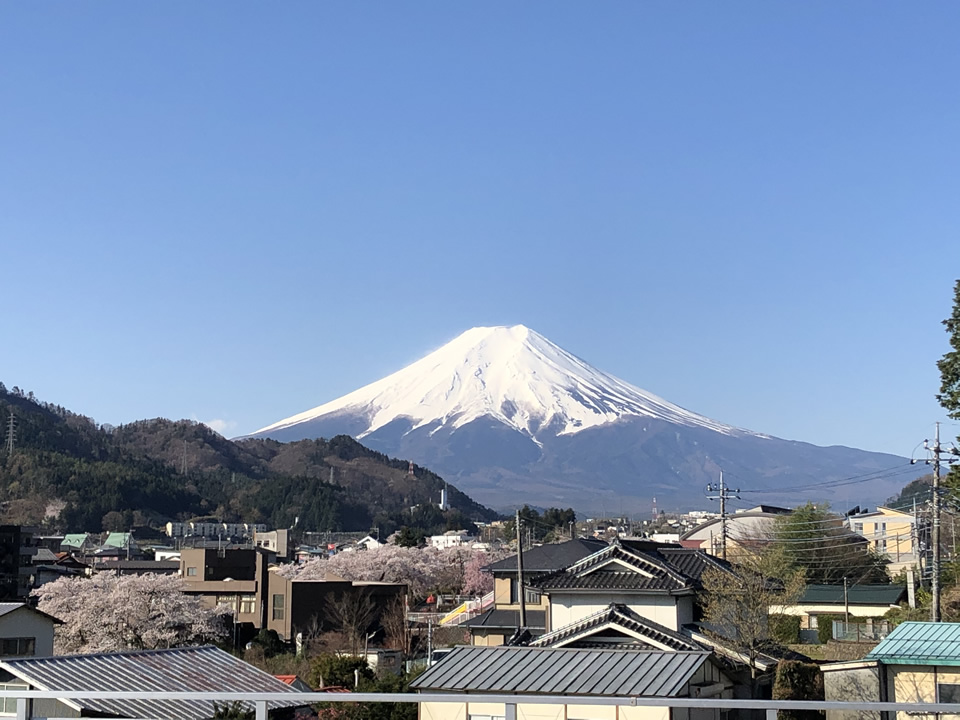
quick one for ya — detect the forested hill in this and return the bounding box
[0,383,497,533]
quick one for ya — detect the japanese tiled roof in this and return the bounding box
[531,540,697,593]
[531,603,702,652]
[484,538,608,574]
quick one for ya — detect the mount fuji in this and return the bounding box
[247,325,921,512]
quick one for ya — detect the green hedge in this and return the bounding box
[770,615,801,645]
[817,614,843,644]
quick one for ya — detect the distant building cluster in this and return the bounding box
[164,521,267,539]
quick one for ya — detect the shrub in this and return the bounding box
[817,614,842,645]
[770,615,801,645]
[773,660,824,720]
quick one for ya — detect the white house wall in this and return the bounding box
[549,593,690,631]
[0,610,56,657]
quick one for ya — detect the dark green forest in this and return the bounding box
[0,384,497,534]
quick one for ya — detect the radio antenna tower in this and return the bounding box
[4,412,14,455]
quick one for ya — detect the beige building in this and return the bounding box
[845,506,918,576]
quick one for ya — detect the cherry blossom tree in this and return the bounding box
[33,573,231,655]
[280,546,507,601]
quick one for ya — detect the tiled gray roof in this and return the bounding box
[0,645,304,720]
[531,604,702,652]
[411,645,710,696]
[532,541,694,593]
[485,539,608,574]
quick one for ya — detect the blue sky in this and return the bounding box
[1,2,958,457]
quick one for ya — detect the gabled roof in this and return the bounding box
[799,584,906,607]
[484,538,608,574]
[0,645,304,720]
[462,609,546,631]
[532,540,696,593]
[683,624,809,672]
[0,603,62,625]
[866,622,960,665]
[60,534,90,548]
[104,532,133,549]
[530,604,702,652]
[411,645,712,696]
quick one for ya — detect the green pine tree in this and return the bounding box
[937,279,960,484]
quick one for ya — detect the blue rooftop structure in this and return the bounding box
[866,621,960,666]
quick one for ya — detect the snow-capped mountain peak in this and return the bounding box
[251,324,749,442]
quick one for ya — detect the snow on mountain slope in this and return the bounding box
[252,325,761,443]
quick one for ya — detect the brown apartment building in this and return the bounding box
[180,548,271,629]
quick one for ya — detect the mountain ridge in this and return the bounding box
[248,326,924,511]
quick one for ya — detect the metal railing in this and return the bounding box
[5,689,960,720]
[832,619,891,643]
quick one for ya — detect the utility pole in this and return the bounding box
[706,470,740,561]
[843,576,850,625]
[915,422,960,622]
[516,509,527,630]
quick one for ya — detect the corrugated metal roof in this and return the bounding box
[0,645,304,719]
[0,603,27,618]
[411,646,709,696]
[866,622,960,665]
[530,604,702,652]
[800,584,905,606]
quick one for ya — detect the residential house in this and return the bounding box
[844,506,919,577]
[0,603,59,659]
[266,569,406,646]
[531,539,731,633]
[59,533,96,557]
[180,547,271,629]
[780,584,906,641]
[430,531,477,549]
[412,646,734,720]
[463,538,607,645]
[0,645,307,720]
[822,621,960,720]
[526,538,800,694]
[354,535,384,551]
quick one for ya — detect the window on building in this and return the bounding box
[0,683,28,714]
[216,595,239,613]
[272,594,285,621]
[186,566,197,577]
[240,597,256,614]
[940,684,960,703]
[508,580,541,605]
[0,638,35,657]
[469,715,505,720]
[854,523,863,534]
